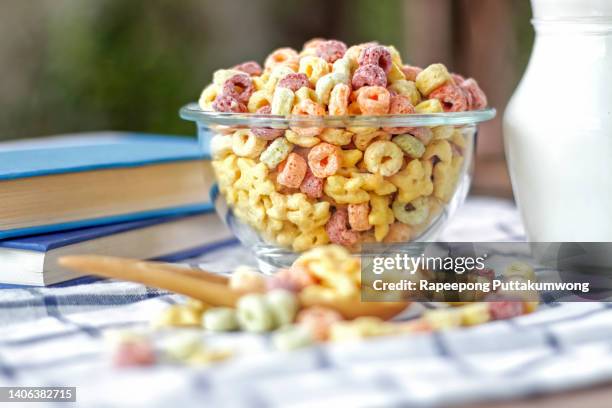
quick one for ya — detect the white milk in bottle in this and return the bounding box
[504,0,612,241]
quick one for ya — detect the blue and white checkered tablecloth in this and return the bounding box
[1,197,611,408]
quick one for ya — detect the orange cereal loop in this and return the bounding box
[383,94,416,134]
[348,203,371,231]
[328,83,351,116]
[291,99,325,137]
[428,84,468,112]
[277,152,307,188]
[307,142,341,178]
[356,86,391,115]
[264,47,299,71]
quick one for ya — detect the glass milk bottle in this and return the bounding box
[504,0,612,241]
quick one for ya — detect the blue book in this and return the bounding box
[0,211,235,286]
[0,132,214,239]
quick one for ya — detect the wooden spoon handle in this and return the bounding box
[58,255,239,307]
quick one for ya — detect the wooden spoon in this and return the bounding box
[58,255,409,320]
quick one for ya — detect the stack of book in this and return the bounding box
[0,132,230,286]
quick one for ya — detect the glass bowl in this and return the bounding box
[180,103,496,273]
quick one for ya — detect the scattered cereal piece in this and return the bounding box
[272,325,314,351]
[237,294,276,332]
[229,265,267,294]
[265,289,300,327]
[296,306,344,341]
[202,307,240,332]
[113,341,156,367]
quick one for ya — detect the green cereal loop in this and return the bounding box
[272,325,314,351]
[265,290,299,327]
[237,294,276,332]
[260,137,294,169]
[202,307,239,332]
[392,196,430,226]
[392,134,425,158]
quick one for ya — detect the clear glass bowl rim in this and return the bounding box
[179,103,496,128]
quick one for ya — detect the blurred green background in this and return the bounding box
[0,0,534,194]
[0,0,532,139]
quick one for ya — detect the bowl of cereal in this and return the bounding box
[180,39,495,272]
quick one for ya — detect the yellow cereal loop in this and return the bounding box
[433,156,463,202]
[315,72,345,105]
[212,154,240,191]
[210,134,234,159]
[212,69,243,86]
[388,80,421,106]
[198,84,219,110]
[234,158,275,196]
[275,222,300,247]
[387,62,406,83]
[271,87,295,115]
[415,63,452,96]
[319,128,353,146]
[353,130,391,151]
[368,194,394,242]
[299,56,330,86]
[387,45,403,66]
[252,76,265,91]
[415,99,444,113]
[423,140,452,164]
[323,175,369,204]
[351,172,397,196]
[432,126,454,140]
[293,227,329,252]
[363,140,404,176]
[285,129,320,147]
[388,159,434,203]
[295,87,318,103]
[331,57,351,82]
[451,129,467,149]
[344,44,365,70]
[339,149,363,168]
[231,130,267,158]
[247,90,272,113]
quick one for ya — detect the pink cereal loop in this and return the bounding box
[328,83,351,116]
[348,203,371,231]
[300,167,324,198]
[428,84,468,112]
[233,61,262,76]
[460,78,488,110]
[297,306,343,341]
[451,73,466,85]
[277,152,307,188]
[401,65,422,82]
[212,94,247,113]
[278,73,312,92]
[307,142,341,178]
[351,64,387,89]
[358,45,392,74]
[291,99,325,137]
[316,39,348,63]
[356,86,391,115]
[489,301,524,320]
[252,106,284,140]
[222,73,254,103]
[325,207,360,246]
[383,94,416,134]
[267,265,316,292]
